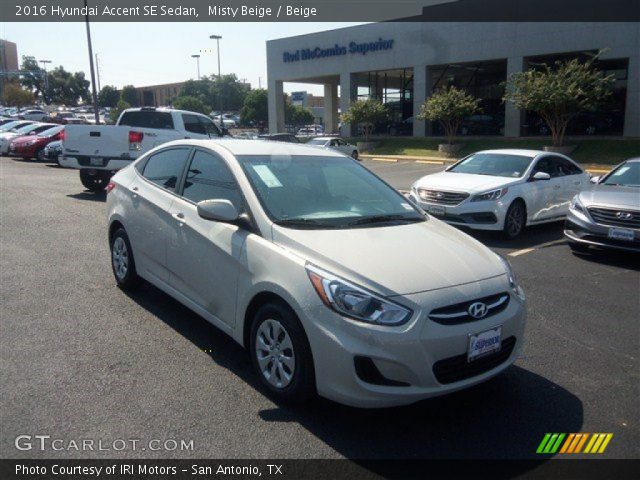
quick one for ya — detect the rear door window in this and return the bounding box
[141,148,191,192]
[118,111,175,130]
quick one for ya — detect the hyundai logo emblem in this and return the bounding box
[468,302,488,319]
[616,212,633,220]
[435,192,445,199]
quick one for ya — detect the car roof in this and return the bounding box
[476,149,546,157]
[625,157,640,163]
[311,137,337,141]
[168,138,345,157]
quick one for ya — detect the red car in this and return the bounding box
[9,125,64,160]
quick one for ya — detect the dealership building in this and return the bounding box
[266,22,638,137]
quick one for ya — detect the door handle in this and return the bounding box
[172,212,186,223]
[131,186,139,198]
[573,181,581,185]
[554,185,561,189]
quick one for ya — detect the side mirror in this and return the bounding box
[590,176,600,184]
[197,199,239,222]
[532,171,551,181]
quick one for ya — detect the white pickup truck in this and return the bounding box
[60,107,224,191]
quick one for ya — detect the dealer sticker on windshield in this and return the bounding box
[467,326,502,362]
[251,164,283,188]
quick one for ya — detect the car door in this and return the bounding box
[554,156,589,212]
[166,148,250,328]
[527,156,565,222]
[126,147,191,285]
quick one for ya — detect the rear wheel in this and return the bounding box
[80,170,109,192]
[250,302,315,403]
[503,200,526,239]
[110,228,140,290]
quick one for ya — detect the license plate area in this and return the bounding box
[468,326,502,362]
[427,205,446,216]
[608,227,634,242]
[89,157,104,166]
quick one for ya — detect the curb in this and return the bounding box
[360,154,613,175]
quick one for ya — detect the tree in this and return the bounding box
[286,104,314,126]
[109,100,131,123]
[341,99,390,141]
[3,82,35,107]
[19,56,46,100]
[121,85,140,107]
[504,56,615,146]
[205,74,249,113]
[172,95,209,115]
[98,85,120,108]
[240,89,268,126]
[180,79,212,104]
[417,86,481,144]
[45,67,90,106]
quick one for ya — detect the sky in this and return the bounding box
[0,22,365,95]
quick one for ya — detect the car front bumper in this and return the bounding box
[564,207,640,253]
[408,193,507,231]
[301,274,526,408]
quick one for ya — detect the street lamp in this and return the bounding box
[191,54,201,80]
[83,0,100,124]
[39,60,51,99]
[209,34,222,127]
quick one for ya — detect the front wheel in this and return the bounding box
[80,169,110,192]
[503,200,526,239]
[250,302,315,403]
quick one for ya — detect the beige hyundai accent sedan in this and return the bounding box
[106,139,526,408]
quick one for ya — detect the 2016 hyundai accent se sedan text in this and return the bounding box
[106,139,526,408]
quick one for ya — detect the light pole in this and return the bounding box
[39,59,51,103]
[83,0,100,124]
[209,34,222,127]
[191,54,201,80]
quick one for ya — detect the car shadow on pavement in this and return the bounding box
[570,249,640,271]
[460,221,566,250]
[125,281,583,472]
[66,191,107,202]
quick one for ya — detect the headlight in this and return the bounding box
[497,255,525,301]
[306,264,413,326]
[570,195,585,213]
[471,187,508,202]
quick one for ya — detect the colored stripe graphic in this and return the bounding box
[539,433,613,454]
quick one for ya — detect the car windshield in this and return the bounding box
[306,139,327,146]
[602,162,640,187]
[0,122,22,132]
[238,155,425,229]
[448,153,534,177]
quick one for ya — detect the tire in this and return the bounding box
[503,200,527,239]
[351,150,359,161]
[250,302,316,403]
[80,169,109,192]
[110,228,140,290]
[569,241,590,253]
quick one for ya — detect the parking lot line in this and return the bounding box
[508,239,567,257]
[416,160,446,165]
[369,157,399,163]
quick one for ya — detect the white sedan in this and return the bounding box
[409,149,590,238]
[307,136,359,160]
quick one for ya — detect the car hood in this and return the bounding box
[578,185,640,210]
[413,171,522,194]
[272,219,506,296]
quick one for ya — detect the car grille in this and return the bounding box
[433,336,516,384]
[588,207,640,229]
[417,189,469,206]
[429,292,510,325]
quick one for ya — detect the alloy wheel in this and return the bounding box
[255,319,295,389]
[112,237,129,281]
[507,203,524,237]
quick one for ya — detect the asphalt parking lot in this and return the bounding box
[1,157,638,463]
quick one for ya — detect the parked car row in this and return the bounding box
[0,119,64,161]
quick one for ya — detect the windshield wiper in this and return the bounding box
[275,218,329,228]
[344,214,423,227]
